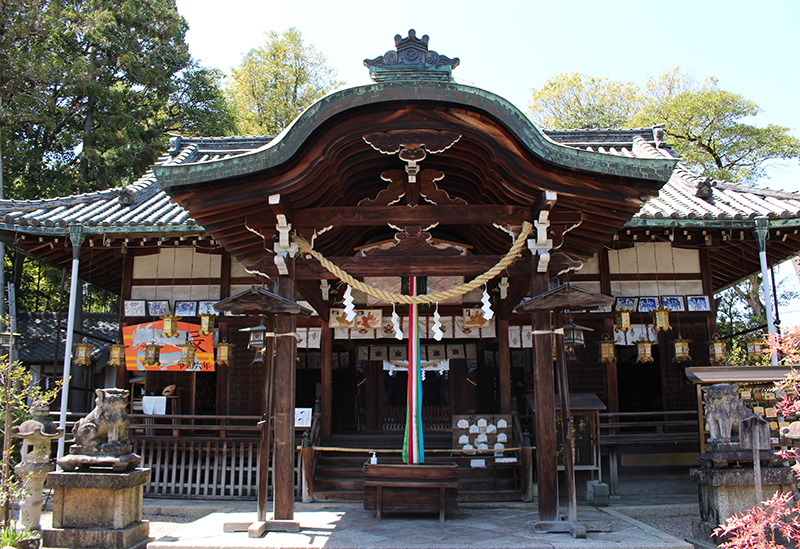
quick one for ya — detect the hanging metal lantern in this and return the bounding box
[636,335,654,363]
[598,333,616,363]
[614,310,631,333]
[199,312,216,336]
[708,333,726,364]
[107,340,126,367]
[240,319,268,350]
[161,314,181,338]
[143,339,162,369]
[652,307,671,332]
[673,334,692,362]
[746,337,764,361]
[562,321,593,351]
[215,338,234,366]
[177,337,196,368]
[73,339,93,366]
[251,348,265,365]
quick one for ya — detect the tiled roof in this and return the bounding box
[547,127,800,225]
[0,136,273,234]
[0,129,797,234]
[15,312,118,365]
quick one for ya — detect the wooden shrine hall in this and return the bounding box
[3,30,800,527]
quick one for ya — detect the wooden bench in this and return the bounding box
[363,463,458,522]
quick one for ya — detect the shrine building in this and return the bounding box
[2,31,800,519]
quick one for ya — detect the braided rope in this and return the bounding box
[292,221,533,304]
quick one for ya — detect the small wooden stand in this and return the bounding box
[363,463,458,522]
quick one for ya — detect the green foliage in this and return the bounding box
[528,68,800,183]
[0,525,39,546]
[226,27,344,136]
[529,72,642,130]
[0,355,62,529]
[0,0,234,199]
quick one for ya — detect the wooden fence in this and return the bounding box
[383,405,451,431]
[128,414,303,500]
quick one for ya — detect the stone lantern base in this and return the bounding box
[42,468,150,549]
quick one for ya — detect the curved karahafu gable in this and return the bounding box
[151,32,677,266]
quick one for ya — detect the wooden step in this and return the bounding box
[311,490,363,502]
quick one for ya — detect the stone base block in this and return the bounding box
[690,466,794,527]
[42,520,150,549]
[47,469,149,530]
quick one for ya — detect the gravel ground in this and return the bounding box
[614,503,697,541]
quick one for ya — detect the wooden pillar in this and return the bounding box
[530,258,558,522]
[699,248,717,339]
[603,316,619,414]
[320,319,332,440]
[216,321,229,415]
[366,361,381,432]
[116,251,135,390]
[498,317,511,414]
[273,266,297,521]
[599,248,618,414]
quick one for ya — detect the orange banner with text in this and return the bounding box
[123,321,214,371]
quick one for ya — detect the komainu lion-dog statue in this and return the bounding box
[58,388,141,472]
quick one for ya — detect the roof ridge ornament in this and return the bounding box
[364,29,459,82]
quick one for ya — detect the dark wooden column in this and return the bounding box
[699,247,717,339]
[498,317,511,414]
[530,257,558,522]
[366,361,381,432]
[273,265,297,521]
[599,248,618,413]
[320,319,332,440]
[116,250,135,390]
[216,320,229,415]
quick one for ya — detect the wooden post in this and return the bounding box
[498,317,512,414]
[273,269,297,521]
[216,321,229,415]
[602,317,619,415]
[554,310,577,524]
[257,317,275,522]
[521,440,534,502]
[321,319,332,440]
[530,258,558,522]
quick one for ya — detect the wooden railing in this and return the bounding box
[300,413,322,503]
[128,414,303,500]
[599,410,699,446]
[383,406,451,431]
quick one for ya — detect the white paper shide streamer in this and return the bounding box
[432,303,444,341]
[391,304,403,340]
[481,285,494,321]
[343,285,356,321]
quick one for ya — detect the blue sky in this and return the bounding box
[174,0,800,324]
[175,0,800,192]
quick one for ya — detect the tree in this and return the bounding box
[0,0,235,313]
[226,27,344,136]
[528,68,800,184]
[528,72,642,130]
[0,0,235,199]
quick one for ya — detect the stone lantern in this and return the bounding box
[11,400,63,530]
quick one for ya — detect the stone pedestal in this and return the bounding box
[43,468,150,549]
[689,467,795,548]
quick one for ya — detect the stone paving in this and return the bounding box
[145,499,696,549]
